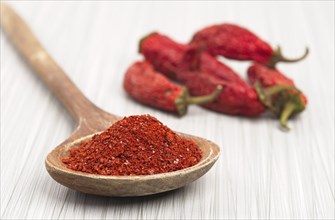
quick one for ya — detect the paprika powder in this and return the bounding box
[62,115,202,176]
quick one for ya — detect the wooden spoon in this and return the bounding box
[1,2,220,197]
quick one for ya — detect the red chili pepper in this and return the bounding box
[247,63,307,128]
[179,72,266,117]
[139,32,265,117]
[191,23,308,67]
[140,32,245,84]
[139,32,187,80]
[123,61,222,116]
[183,46,247,85]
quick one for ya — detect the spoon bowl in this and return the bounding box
[46,131,220,196]
[1,2,221,197]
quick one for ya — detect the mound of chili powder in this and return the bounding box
[62,115,201,176]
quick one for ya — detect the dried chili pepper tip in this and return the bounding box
[267,46,309,68]
[139,32,189,80]
[138,32,158,53]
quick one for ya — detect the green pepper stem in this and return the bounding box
[254,81,298,111]
[175,85,222,116]
[280,102,297,129]
[254,81,306,129]
[254,81,272,109]
[186,85,223,105]
[266,85,299,96]
[267,46,309,68]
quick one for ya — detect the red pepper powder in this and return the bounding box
[62,115,201,176]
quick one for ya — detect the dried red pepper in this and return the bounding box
[179,72,266,117]
[183,46,247,85]
[139,32,265,117]
[139,32,187,80]
[191,23,308,68]
[247,64,307,127]
[140,32,245,84]
[123,61,222,116]
[62,115,202,175]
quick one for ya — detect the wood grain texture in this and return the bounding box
[1,1,334,219]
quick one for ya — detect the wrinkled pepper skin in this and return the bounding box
[248,63,293,86]
[181,44,247,85]
[179,72,266,117]
[124,61,222,116]
[193,51,247,85]
[139,32,264,117]
[139,33,187,80]
[247,64,307,127]
[140,32,245,84]
[124,61,183,112]
[191,23,273,64]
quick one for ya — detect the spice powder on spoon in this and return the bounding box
[62,115,201,175]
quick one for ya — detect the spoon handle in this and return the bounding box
[1,2,104,123]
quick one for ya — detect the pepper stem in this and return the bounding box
[175,85,223,116]
[280,102,297,129]
[254,81,297,111]
[254,81,272,109]
[266,85,299,96]
[254,81,306,129]
[187,85,223,105]
[267,46,309,68]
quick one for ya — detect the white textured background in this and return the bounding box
[1,1,334,219]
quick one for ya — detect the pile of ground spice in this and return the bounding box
[62,115,201,176]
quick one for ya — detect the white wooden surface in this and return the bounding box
[1,1,334,219]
